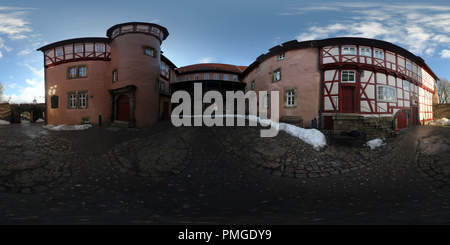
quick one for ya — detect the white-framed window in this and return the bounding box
[359,47,371,56]
[418,69,422,78]
[341,70,356,83]
[374,49,384,59]
[194,74,199,80]
[251,80,255,90]
[55,48,63,57]
[342,46,357,55]
[78,66,87,78]
[112,70,118,83]
[223,74,229,81]
[377,85,397,102]
[69,67,77,79]
[95,44,105,52]
[403,80,410,91]
[273,68,281,82]
[204,74,209,80]
[82,117,91,124]
[75,45,83,53]
[185,75,190,81]
[406,61,412,71]
[233,75,238,82]
[287,90,295,106]
[69,94,77,108]
[78,93,87,108]
[278,53,286,60]
[214,74,219,80]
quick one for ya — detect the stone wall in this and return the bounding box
[333,114,396,141]
[434,104,450,120]
[0,103,11,122]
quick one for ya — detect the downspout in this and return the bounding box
[315,41,324,130]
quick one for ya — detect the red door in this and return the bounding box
[411,107,418,126]
[397,111,407,129]
[117,95,130,121]
[341,86,355,113]
[163,101,169,119]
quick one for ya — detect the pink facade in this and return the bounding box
[38,22,172,127]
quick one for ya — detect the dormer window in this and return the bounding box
[75,45,83,53]
[278,53,286,60]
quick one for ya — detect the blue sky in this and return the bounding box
[1,0,450,103]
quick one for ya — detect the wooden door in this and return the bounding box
[397,111,407,129]
[163,101,169,119]
[411,107,418,126]
[341,86,355,113]
[117,95,130,121]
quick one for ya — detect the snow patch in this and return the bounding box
[43,124,92,131]
[35,118,44,123]
[430,118,450,126]
[365,138,385,150]
[0,120,10,125]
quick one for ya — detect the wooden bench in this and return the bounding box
[278,116,303,127]
[330,132,366,146]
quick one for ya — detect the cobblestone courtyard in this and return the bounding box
[0,120,449,224]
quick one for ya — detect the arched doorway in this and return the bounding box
[397,111,407,130]
[117,95,130,121]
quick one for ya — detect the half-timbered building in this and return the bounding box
[240,37,437,134]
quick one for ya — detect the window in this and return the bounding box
[185,75,190,81]
[68,66,88,79]
[374,49,384,59]
[214,74,219,80]
[273,68,281,82]
[403,80,410,91]
[278,53,286,60]
[406,61,412,71]
[69,68,77,79]
[287,91,295,106]
[78,66,87,78]
[204,74,209,80]
[151,27,160,35]
[223,74,229,81]
[95,44,105,52]
[82,117,91,124]
[194,74,199,80]
[78,93,87,108]
[359,47,371,56]
[233,75,238,82]
[75,45,83,53]
[69,94,77,109]
[342,46,356,55]
[51,95,59,109]
[143,46,155,57]
[251,80,255,90]
[341,70,356,83]
[377,85,396,102]
[55,48,63,57]
[112,69,118,83]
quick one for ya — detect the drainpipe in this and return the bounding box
[315,41,324,130]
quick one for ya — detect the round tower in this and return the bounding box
[106,22,169,127]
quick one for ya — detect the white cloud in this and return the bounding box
[17,49,31,56]
[440,50,450,58]
[5,78,44,104]
[292,3,450,57]
[24,63,44,78]
[0,10,33,40]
